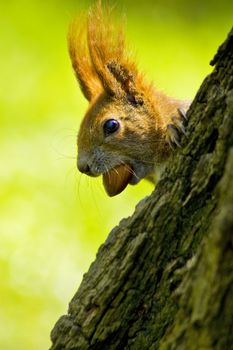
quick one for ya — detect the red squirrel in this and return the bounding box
[68,2,190,196]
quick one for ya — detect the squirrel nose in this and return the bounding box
[78,160,91,175]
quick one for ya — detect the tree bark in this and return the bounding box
[50,28,233,350]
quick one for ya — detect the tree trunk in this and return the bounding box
[50,28,233,350]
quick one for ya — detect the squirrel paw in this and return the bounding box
[166,108,188,150]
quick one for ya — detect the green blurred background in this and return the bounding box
[0,0,232,348]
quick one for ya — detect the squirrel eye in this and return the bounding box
[103,119,120,135]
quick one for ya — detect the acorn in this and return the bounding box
[103,164,133,197]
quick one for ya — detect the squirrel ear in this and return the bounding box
[87,2,144,103]
[69,2,146,103]
[68,18,103,101]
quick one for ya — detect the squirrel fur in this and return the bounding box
[68,1,190,196]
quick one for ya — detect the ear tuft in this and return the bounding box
[68,17,102,101]
[86,2,125,96]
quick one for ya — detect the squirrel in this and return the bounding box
[68,2,190,196]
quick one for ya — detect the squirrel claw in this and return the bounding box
[166,124,182,149]
[178,107,188,121]
[166,105,189,149]
[171,116,187,137]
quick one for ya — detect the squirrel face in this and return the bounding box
[68,2,189,196]
[77,92,163,187]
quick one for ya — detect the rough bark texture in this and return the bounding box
[50,29,233,350]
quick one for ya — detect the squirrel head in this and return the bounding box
[68,2,170,196]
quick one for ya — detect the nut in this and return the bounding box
[103,164,133,196]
